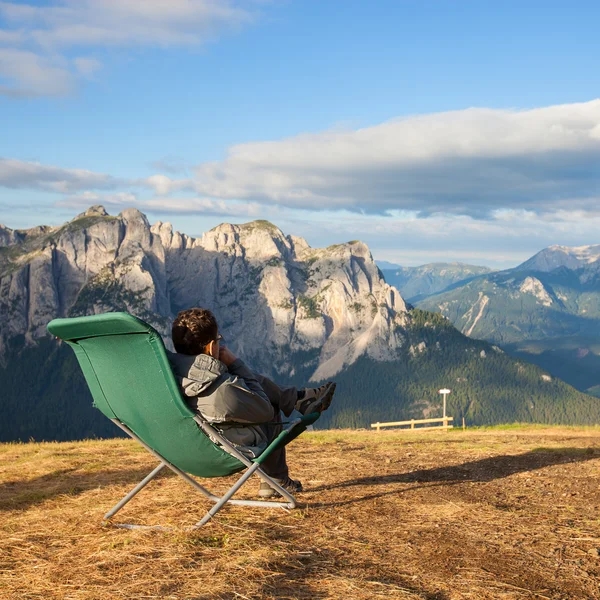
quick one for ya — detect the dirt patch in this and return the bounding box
[2,427,600,599]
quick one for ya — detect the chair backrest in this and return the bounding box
[47,312,244,478]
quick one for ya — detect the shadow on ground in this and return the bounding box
[0,465,174,511]
[310,447,598,506]
[2,447,596,514]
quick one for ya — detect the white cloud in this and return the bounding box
[182,99,600,217]
[146,174,181,196]
[0,29,25,45]
[0,0,253,48]
[273,208,600,269]
[137,197,264,217]
[0,48,74,96]
[0,158,118,191]
[147,156,190,176]
[0,0,257,96]
[0,157,195,197]
[57,190,137,208]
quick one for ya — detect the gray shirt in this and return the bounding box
[167,351,274,457]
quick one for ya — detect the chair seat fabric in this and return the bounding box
[48,312,245,478]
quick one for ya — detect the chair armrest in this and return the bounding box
[253,412,320,465]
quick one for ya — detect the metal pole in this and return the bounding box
[110,419,219,501]
[104,462,167,520]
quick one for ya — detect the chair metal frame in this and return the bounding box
[47,311,318,530]
[104,415,304,530]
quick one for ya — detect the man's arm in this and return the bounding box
[204,345,275,424]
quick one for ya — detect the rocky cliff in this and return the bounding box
[0,206,407,380]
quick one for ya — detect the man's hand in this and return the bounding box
[219,344,238,367]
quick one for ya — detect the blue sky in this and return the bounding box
[1,0,600,268]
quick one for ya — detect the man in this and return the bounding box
[167,307,336,498]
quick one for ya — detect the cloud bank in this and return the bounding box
[291,208,600,268]
[0,158,119,192]
[2,100,600,223]
[148,100,600,218]
[57,190,263,219]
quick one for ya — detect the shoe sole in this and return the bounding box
[258,487,303,498]
[318,382,336,412]
[300,382,337,415]
[258,482,303,498]
[258,488,280,498]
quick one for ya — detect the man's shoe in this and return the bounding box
[258,476,303,498]
[295,382,336,415]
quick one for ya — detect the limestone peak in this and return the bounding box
[239,219,280,232]
[75,205,109,219]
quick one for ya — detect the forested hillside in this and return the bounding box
[0,337,123,442]
[318,310,600,429]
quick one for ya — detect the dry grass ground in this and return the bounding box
[2,426,600,599]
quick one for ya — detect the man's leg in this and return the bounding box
[259,418,289,480]
[255,373,336,418]
[253,374,298,482]
[253,374,335,489]
[254,374,297,417]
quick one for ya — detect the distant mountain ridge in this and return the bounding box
[382,262,493,302]
[515,244,600,273]
[1,207,598,441]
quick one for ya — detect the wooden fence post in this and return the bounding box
[369,417,454,432]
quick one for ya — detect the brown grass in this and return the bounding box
[2,427,600,599]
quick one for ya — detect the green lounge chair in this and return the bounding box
[47,312,319,529]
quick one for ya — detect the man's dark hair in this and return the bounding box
[172,308,218,355]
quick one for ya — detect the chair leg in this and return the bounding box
[194,462,263,527]
[104,462,167,520]
[226,466,297,508]
[108,419,298,529]
[191,464,298,528]
[110,418,218,501]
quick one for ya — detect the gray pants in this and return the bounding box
[254,374,298,480]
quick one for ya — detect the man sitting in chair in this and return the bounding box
[167,307,336,498]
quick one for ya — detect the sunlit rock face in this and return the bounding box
[158,220,408,380]
[0,207,409,380]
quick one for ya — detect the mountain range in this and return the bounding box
[1,206,598,441]
[415,245,600,397]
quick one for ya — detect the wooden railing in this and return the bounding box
[370,417,454,432]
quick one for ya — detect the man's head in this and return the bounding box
[172,307,220,357]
